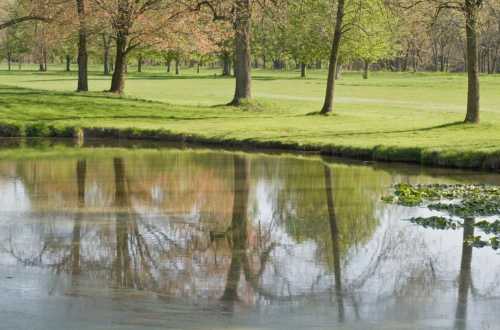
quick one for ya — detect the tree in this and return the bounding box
[283,0,332,78]
[230,0,252,105]
[76,0,88,91]
[394,0,483,123]
[92,0,191,93]
[463,0,482,123]
[196,0,254,105]
[349,2,396,79]
[320,0,346,115]
[0,19,30,70]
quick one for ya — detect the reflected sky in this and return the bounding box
[0,145,499,330]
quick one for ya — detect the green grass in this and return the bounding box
[1,65,500,169]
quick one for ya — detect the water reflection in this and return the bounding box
[221,155,249,308]
[455,218,474,330]
[324,164,345,322]
[0,147,499,329]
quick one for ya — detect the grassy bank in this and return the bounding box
[1,69,500,170]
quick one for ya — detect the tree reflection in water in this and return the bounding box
[0,150,499,329]
[323,164,345,322]
[221,155,250,308]
[70,160,86,280]
[455,218,474,330]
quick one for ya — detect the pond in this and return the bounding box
[0,141,499,330]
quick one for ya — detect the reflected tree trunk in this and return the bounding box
[454,217,474,330]
[221,155,250,305]
[113,158,133,288]
[324,164,345,323]
[71,160,86,278]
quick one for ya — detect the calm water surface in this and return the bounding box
[0,142,500,330]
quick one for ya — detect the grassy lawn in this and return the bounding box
[0,65,500,169]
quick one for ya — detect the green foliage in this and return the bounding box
[282,0,332,66]
[341,0,397,64]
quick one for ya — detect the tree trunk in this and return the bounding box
[66,54,71,72]
[103,47,110,75]
[300,62,306,78]
[222,53,231,76]
[335,63,343,80]
[229,0,252,106]
[76,0,88,92]
[320,0,345,115]
[110,33,127,94]
[464,1,480,124]
[175,59,180,75]
[362,60,369,79]
[137,54,142,73]
[102,34,111,75]
[7,52,12,71]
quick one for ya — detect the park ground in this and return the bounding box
[0,65,500,169]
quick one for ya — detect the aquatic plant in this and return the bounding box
[383,184,500,250]
[407,216,460,230]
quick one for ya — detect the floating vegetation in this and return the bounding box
[382,183,500,208]
[474,220,500,234]
[383,184,500,251]
[466,236,500,250]
[407,216,460,230]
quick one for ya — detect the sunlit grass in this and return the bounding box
[0,66,500,168]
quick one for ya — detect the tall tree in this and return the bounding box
[197,0,258,105]
[395,0,483,123]
[230,0,252,105]
[320,0,346,115]
[92,0,191,93]
[464,0,481,123]
[76,0,88,91]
